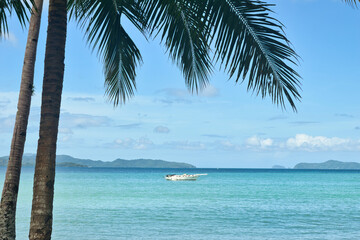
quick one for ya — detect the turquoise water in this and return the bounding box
[1,167,360,239]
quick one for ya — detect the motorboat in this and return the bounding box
[165,173,207,181]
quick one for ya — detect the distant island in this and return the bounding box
[294,160,360,170]
[272,165,286,169]
[0,154,196,168]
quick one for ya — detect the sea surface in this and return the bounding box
[0,167,360,240]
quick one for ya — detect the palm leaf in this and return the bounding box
[343,0,360,7]
[0,0,34,35]
[71,0,301,110]
[69,0,144,106]
[143,0,213,92]
[0,1,10,34]
[206,0,301,111]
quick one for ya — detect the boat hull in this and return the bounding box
[165,176,198,181]
[165,174,203,181]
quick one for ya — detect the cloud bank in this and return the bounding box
[154,126,170,134]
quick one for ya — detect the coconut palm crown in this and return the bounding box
[69,0,301,110]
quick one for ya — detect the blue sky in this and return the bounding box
[0,0,360,168]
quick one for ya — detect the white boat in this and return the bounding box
[165,173,207,181]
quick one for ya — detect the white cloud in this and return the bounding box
[158,88,188,98]
[0,116,15,132]
[154,125,170,133]
[58,128,74,143]
[235,134,360,152]
[59,113,112,129]
[0,93,18,115]
[215,140,240,151]
[116,123,141,129]
[67,97,95,102]
[164,141,206,150]
[59,128,73,134]
[1,32,17,45]
[112,137,153,150]
[199,85,219,97]
[0,99,11,110]
[246,136,273,149]
[59,135,72,143]
[155,87,219,105]
[286,134,353,151]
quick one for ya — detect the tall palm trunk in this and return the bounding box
[29,0,67,239]
[0,0,43,239]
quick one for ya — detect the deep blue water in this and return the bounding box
[1,167,360,239]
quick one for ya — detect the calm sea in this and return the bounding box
[1,167,360,240]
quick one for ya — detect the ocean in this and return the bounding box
[1,167,359,239]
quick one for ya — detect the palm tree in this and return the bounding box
[29,0,301,238]
[28,0,67,238]
[0,0,43,239]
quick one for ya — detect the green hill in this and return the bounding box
[294,160,360,170]
[272,165,286,169]
[0,154,196,168]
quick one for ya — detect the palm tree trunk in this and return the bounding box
[29,0,67,239]
[0,0,43,238]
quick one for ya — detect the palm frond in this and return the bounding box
[343,0,360,7]
[70,0,301,110]
[0,1,10,34]
[143,0,212,93]
[206,0,301,111]
[0,0,34,35]
[69,0,144,105]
